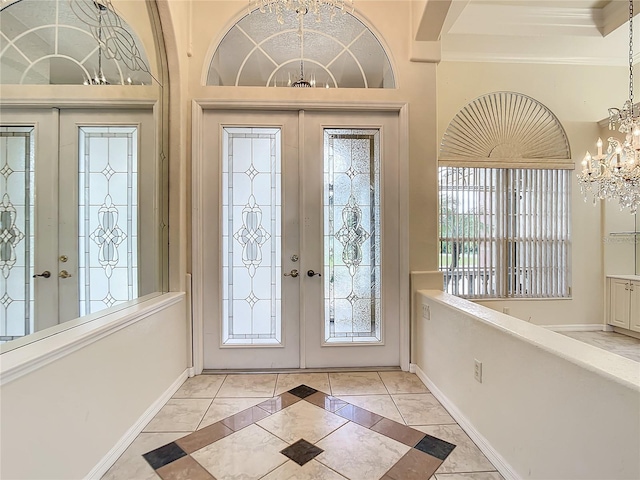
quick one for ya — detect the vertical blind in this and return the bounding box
[439,167,571,299]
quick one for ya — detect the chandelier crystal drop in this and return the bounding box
[250,0,353,24]
[578,0,640,214]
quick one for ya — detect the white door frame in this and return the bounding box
[191,99,410,373]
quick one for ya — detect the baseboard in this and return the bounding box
[542,324,605,332]
[85,368,189,479]
[413,364,521,480]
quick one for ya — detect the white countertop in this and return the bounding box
[607,274,640,281]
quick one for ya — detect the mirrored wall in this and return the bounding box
[0,0,169,350]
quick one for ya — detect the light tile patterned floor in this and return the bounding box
[561,331,640,362]
[102,372,504,480]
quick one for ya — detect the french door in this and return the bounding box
[0,108,155,341]
[200,109,401,369]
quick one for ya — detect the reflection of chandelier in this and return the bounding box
[578,0,640,213]
[251,0,353,24]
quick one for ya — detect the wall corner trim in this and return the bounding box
[414,364,521,480]
[0,292,185,386]
[85,368,189,479]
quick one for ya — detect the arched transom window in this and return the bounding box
[207,7,395,88]
[0,0,152,85]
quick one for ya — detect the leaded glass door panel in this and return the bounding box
[58,110,156,323]
[202,111,300,369]
[302,111,400,368]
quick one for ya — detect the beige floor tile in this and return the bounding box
[275,373,331,395]
[101,433,183,480]
[315,422,410,480]
[416,425,496,473]
[172,375,226,398]
[191,424,288,480]
[337,394,405,424]
[257,400,347,443]
[144,399,212,432]
[328,372,387,395]
[198,397,269,429]
[216,374,277,397]
[379,371,429,394]
[392,394,455,425]
[261,460,347,479]
[435,473,504,480]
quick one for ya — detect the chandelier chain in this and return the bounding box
[630,0,634,109]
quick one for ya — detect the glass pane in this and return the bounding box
[324,129,381,343]
[222,127,282,345]
[0,127,34,343]
[78,126,138,316]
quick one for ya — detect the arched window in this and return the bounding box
[207,7,395,88]
[0,0,152,85]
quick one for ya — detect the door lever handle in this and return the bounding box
[33,270,51,278]
[284,269,299,278]
[307,270,322,277]
[59,270,72,279]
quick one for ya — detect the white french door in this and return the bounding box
[0,108,154,341]
[199,109,401,370]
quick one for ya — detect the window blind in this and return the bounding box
[439,167,571,299]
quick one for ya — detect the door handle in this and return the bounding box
[33,270,51,279]
[284,269,299,278]
[59,270,72,279]
[307,270,322,277]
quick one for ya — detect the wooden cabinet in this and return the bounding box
[608,277,640,333]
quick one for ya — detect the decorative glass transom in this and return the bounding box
[324,129,381,343]
[222,127,282,345]
[78,126,138,316]
[207,7,395,88]
[0,0,152,85]
[0,127,34,342]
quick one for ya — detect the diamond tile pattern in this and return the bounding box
[288,384,319,398]
[280,439,324,466]
[137,380,471,480]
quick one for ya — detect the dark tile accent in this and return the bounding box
[384,449,442,480]
[156,455,216,480]
[287,384,318,399]
[221,406,270,432]
[280,439,324,466]
[304,392,348,412]
[175,421,234,454]
[142,442,187,470]
[257,392,301,414]
[334,403,384,428]
[370,418,427,447]
[414,433,456,461]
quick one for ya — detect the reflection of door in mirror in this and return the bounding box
[0,108,156,342]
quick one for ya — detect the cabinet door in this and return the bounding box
[609,279,631,329]
[630,282,640,333]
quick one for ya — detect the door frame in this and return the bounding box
[191,99,410,374]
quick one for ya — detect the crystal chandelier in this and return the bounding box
[251,0,353,24]
[578,0,640,214]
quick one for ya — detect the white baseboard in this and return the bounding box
[85,368,189,480]
[542,324,605,332]
[413,364,521,480]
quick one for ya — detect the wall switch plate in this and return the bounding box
[422,304,430,320]
[474,359,483,383]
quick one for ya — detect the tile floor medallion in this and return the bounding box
[141,384,460,480]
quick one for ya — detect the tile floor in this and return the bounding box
[103,372,503,480]
[560,331,640,362]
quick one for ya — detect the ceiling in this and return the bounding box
[425,0,636,66]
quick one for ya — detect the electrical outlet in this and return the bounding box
[503,307,510,315]
[422,304,430,320]
[474,359,483,383]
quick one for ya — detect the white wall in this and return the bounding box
[437,61,629,326]
[415,290,640,480]
[0,295,188,480]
